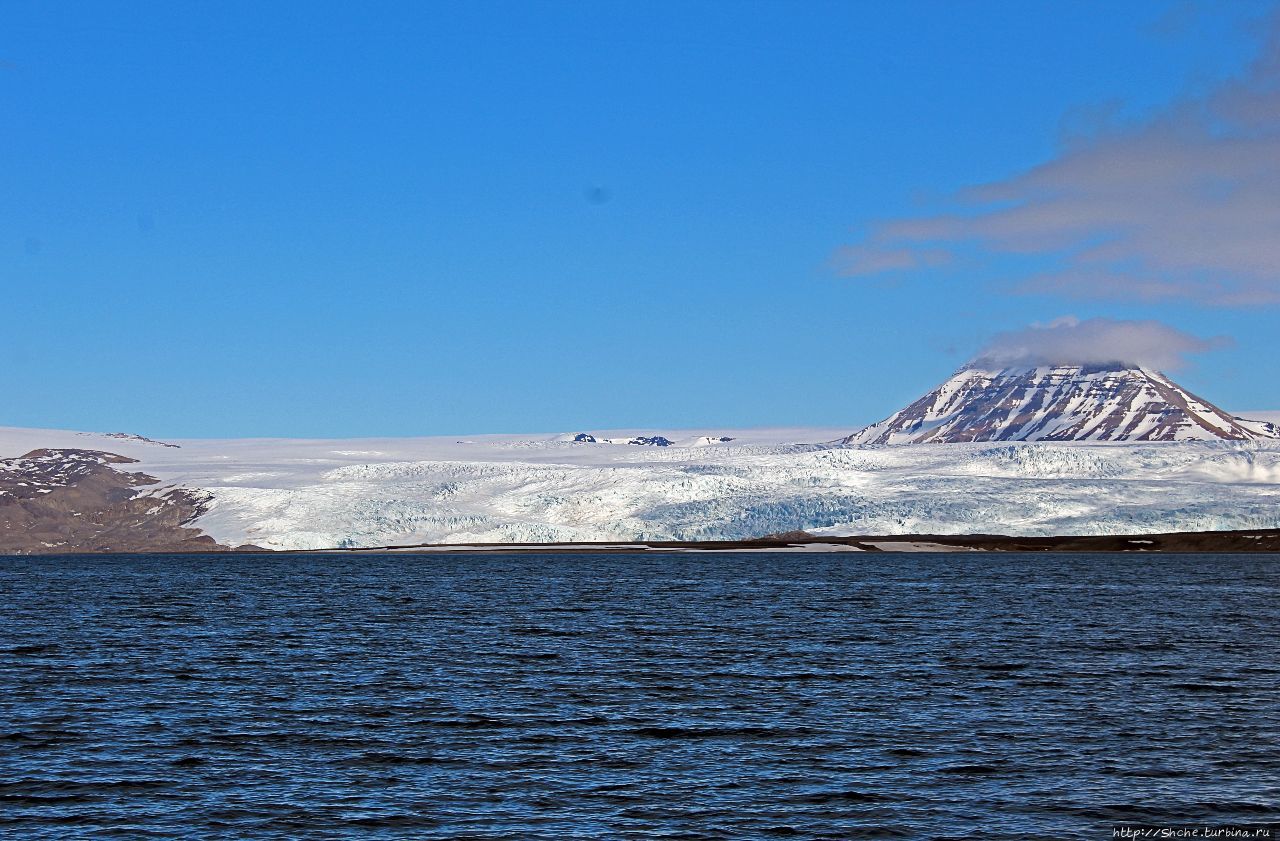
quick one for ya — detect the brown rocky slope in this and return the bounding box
[0,449,243,554]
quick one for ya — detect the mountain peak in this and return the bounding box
[844,364,1280,445]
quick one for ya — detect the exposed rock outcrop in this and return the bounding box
[0,448,239,554]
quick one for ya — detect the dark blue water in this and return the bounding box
[1,553,1277,839]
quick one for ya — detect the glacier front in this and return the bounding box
[5,426,1278,550]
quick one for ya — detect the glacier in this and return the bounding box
[3,425,1278,551]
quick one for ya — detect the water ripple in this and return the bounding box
[1,552,1277,839]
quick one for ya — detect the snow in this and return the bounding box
[4,425,1280,550]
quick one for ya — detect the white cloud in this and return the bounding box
[837,9,1280,306]
[973,316,1227,371]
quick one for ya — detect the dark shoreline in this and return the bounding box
[6,529,1279,556]
[279,528,1280,554]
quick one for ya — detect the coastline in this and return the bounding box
[283,528,1280,554]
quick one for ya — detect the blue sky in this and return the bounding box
[3,0,1277,437]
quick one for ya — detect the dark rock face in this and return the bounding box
[845,364,1280,445]
[0,449,232,554]
[572,433,598,443]
[99,432,181,448]
[628,436,673,447]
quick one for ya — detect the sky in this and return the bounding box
[2,0,1278,437]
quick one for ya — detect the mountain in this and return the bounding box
[843,364,1280,445]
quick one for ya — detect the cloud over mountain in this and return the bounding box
[836,9,1280,306]
[973,316,1226,371]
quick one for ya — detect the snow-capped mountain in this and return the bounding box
[844,364,1280,445]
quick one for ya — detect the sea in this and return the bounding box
[1,552,1277,839]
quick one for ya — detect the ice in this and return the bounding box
[4,424,1280,551]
